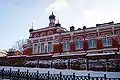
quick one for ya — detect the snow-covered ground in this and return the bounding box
[0,66,120,78]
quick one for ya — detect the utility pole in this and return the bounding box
[83,26,89,70]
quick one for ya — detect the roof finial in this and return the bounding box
[52,10,53,15]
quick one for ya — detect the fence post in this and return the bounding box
[73,73,75,80]
[36,70,39,80]
[26,70,29,80]
[48,71,50,80]
[104,74,106,80]
[17,69,20,79]
[88,74,90,80]
[9,68,12,79]
[2,68,4,79]
[60,72,62,80]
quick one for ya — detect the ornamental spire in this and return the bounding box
[29,22,34,32]
[31,22,34,29]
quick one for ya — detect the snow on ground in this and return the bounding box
[0,66,120,78]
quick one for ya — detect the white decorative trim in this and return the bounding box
[87,34,97,39]
[73,36,84,40]
[86,48,118,52]
[47,31,53,35]
[34,33,39,38]
[86,52,116,56]
[31,27,65,33]
[40,32,46,36]
[112,27,114,35]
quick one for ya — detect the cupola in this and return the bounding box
[55,20,61,27]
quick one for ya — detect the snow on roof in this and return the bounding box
[0,50,7,57]
[52,52,86,57]
[7,55,26,58]
[26,54,53,57]
[86,52,116,57]
[0,49,7,53]
[0,53,7,57]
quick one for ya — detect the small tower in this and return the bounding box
[49,11,56,27]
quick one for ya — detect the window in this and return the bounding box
[63,40,70,51]
[34,44,38,53]
[118,35,120,43]
[48,42,53,52]
[41,43,45,52]
[75,39,83,49]
[88,39,97,48]
[102,37,112,47]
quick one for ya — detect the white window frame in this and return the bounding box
[47,42,53,52]
[88,38,97,48]
[75,39,83,50]
[63,40,70,51]
[33,43,38,54]
[102,36,112,47]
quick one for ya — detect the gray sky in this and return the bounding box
[0,0,120,50]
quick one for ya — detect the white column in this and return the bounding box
[112,27,115,35]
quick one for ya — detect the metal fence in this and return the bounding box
[0,68,120,80]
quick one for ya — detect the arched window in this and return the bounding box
[34,44,38,54]
[63,40,70,51]
[75,39,83,49]
[48,42,53,52]
[102,36,112,47]
[40,43,45,53]
[88,38,97,48]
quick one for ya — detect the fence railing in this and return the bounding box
[0,68,120,80]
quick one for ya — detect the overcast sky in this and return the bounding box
[0,0,120,50]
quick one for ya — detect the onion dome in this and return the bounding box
[29,22,34,32]
[29,28,34,32]
[55,20,61,27]
[49,12,55,20]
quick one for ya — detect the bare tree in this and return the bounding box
[13,39,27,52]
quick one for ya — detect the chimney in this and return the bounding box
[77,28,81,30]
[70,26,75,31]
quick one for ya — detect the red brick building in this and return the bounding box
[23,12,120,57]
